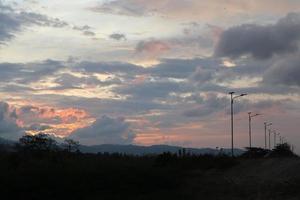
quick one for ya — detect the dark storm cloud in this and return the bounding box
[215,13,300,59]
[70,115,136,145]
[109,33,127,41]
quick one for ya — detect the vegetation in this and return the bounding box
[0,134,299,200]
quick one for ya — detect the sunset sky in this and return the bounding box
[0,0,300,152]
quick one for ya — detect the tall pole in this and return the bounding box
[273,131,276,148]
[229,92,247,157]
[248,112,252,148]
[248,113,260,148]
[264,123,267,149]
[268,129,271,150]
[280,136,282,144]
[264,122,272,149]
[230,92,234,157]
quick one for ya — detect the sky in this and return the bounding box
[0,0,300,152]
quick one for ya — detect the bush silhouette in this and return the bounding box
[269,143,297,157]
[241,147,270,158]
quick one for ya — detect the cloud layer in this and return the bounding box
[215,13,300,59]
[70,116,135,145]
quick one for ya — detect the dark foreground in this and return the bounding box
[0,151,300,200]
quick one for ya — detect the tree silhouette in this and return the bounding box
[19,133,58,151]
[63,139,80,152]
[271,143,297,157]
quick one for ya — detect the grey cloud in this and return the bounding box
[183,94,227,117]
[146,58,220,79]
[53,73,100,90]
[115,80,184,100]
[0,2,95,43]
[215,13,300,59]
[91,0,150,17]
[136,39,170,54]
[0,102,23,140]
[70,115,136,145]
[73,25,91,31]
[109,33,127,41]
[0,11,22,43]
[83,31,96,36]
[73,61,143,75]
[0,59,65,84]
[0,3,68,43]
[263,54,300,86]
[51,73,122,90]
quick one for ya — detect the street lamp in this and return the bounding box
[229,92,247,157]
[268,129,272,150]
[264,122,272,149]
[279,135,282,144]
[273,130,277,149]
[276,132,280,147]
[248,112,261,148]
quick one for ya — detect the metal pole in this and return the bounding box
[280,136,282,144]
[273,131,276,148]
[248,112,252,148]
[264,123,267,149]
[230,93,234,157]
[268,129,271,150]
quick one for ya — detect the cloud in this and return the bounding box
[70,115,135,145]
[109,33,127,41]
[183,94,227,117]
[263,54,300,87]
[91,0,300,21]
[146,58,220,79]
[115,79,183,100]
[135,39,171,60]
[0,2,95,43]
[215,13,300,59]
[136,39,170,54]
[0,59,65,84]
[90,0,153,17]
[0,3,68,43]
[73,61,143,75]
[0,102,23,140]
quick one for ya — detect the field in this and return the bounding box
[0,151,299,200]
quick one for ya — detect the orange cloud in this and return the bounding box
[11,103,95,137]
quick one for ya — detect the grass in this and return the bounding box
[0,149,299,200]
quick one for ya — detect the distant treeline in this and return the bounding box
[0,133,299,200]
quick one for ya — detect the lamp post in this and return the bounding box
[229,92,247,157]
[248,112,261,148]
[264,122,272,149]
[273,130,277,149]
[279,135,282,144]
[268,129,271,150]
